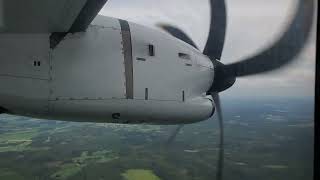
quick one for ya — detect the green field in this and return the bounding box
[0,98,314,180]
[122,169,161,180]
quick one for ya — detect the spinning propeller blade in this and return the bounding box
[157,24,199,50]
[160,0,314,179]
[166,125,184,146]
[212,93,224,180]
[203,0,227,61]
[158,0,314,79]
[212,0,315,78]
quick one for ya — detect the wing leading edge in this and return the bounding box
[0,0,87,33]
[50,0,109,48]
[0,0,109,48]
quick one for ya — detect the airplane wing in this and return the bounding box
[0,0,108,33]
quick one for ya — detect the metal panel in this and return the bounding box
[50,21,126,100]
[50,0,109,49]
[0,76,50,115]
[129,22,214,101]
[48,97,214,124]
[0,33,51,115]
[92,15,121,29]
[0,34,50,80]
[119,20,134,99]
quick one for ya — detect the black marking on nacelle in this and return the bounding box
[50,0,109,49]
[119,19,134,99]
[112,113,121,120]
[0,107,8,114]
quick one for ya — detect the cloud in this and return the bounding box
[99,0,316,98]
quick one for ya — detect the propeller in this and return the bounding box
[212,93,224,180]
[160,0,314,179]
[161,0,227,178]
[157,24,199,50]
[221,0,314,77]
[166,125,184,146]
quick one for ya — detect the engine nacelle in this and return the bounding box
[0,16,215,124]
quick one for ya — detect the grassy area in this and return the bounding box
[0,130,38,142]
[263,165,288,169]
[73,150,119,164]
[51,150,119,179]
[50,163,82,180]
[0,102,314,180]
[122,169,161,180]
[0,130,44,153]
[0,168,25,180]
[0,141,31,152]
